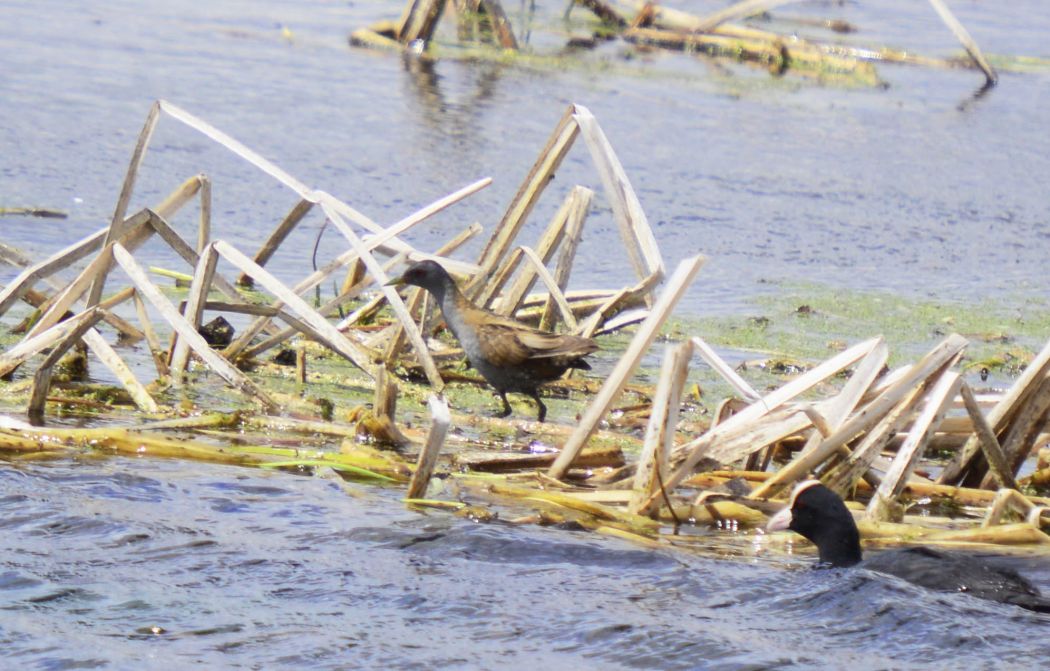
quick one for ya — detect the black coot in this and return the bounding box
[766,480,1050,613]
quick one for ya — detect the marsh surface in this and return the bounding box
[2,0,1050,668]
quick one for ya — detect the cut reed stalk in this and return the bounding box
[548,255,705,479]
[690,336,760,403]
[170,243,220,378]
[213,239,377,378]
[631,340,693,517]
[958,381,1016,490]
[539,188,591,330]
[237,198,314,287]
[110,243,279,413]
[471,106,579,304]
[316,198,442,389]
[940,337,1050,485]
[981,374,1050,489]
[407,395,452,498]
[748,334,966,500]
[572,105,663,297]
[516,247,579,331]
[493,189,575,317]
[926,0,997,85]
[866,371,963,521]
[132,289,170,377]
[652,337,881,509]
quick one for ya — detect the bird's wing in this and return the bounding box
[514,331,599,360]
[473,322,536,367]
[473,321,596,362]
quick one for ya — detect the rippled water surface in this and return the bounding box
[3,0,1050,668]
[2,457,1048,670]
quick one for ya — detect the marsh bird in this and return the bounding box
[386,260,598,422]
[767,480,1050,613]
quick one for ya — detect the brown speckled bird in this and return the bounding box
[387,260,598,422]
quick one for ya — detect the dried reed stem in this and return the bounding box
[866,371,962,521]
[111,243,279,412]
[926,0,997,85]
[407,395,451,498]
[748,335,966,500]
[548,254,705,479]
[631,340,693,516]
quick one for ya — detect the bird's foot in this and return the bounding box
[530,393,547,423]
[493,393,513,419]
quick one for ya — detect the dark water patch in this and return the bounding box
[28,515,119,539]
[0,571,44,592]
[128,538,218,562]
[22,586,102,607]
[366,521,682,571]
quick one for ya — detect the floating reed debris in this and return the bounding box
[3,100,1047,570]
[0,207,68,219]
[0,101,662,423]
[353,0,1003,88]
[0,100,683,520]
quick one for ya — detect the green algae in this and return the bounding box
[984,53,1050,74]
[683,283,1049,372]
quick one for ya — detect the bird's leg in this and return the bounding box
[495,392,513,418]
[529,391,547,423]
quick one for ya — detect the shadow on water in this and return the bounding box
[1,457,1047,669]
[401,53,505,137]
[956,78,998,112]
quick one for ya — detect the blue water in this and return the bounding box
[1,457,1048,670]
[2,1,1049,315]
[3,1,1050,668]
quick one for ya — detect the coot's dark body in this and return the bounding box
[767,480,1050,613]
[864,546,1050,612]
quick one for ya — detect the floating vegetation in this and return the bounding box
[350,0,1005,90]
[688,284,1050,373]
[1,100,1049,571]
[0,207,67,219]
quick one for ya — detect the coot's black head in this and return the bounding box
[766,480,863,568]
[386,260,456,297]
[767,483,1050,613]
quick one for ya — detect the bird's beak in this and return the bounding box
[766,507,793,532]
[384,275,406,287]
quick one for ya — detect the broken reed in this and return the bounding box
[3,95,1047,556]
[0,99,677,501]
[355,0,998,87]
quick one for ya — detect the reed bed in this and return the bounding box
[352,0,1000,89]
[2,101,1048,565]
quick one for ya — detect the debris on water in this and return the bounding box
[272,349,297,366]
[527,440,557,454]
[0,207,68,219]
[351,0,1001,89]
[199,316,235,347]
[0,98,1047,571]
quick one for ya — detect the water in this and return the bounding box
[3,1,1050,667]
[2,1,1049,315]
[2,457,1048,670]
